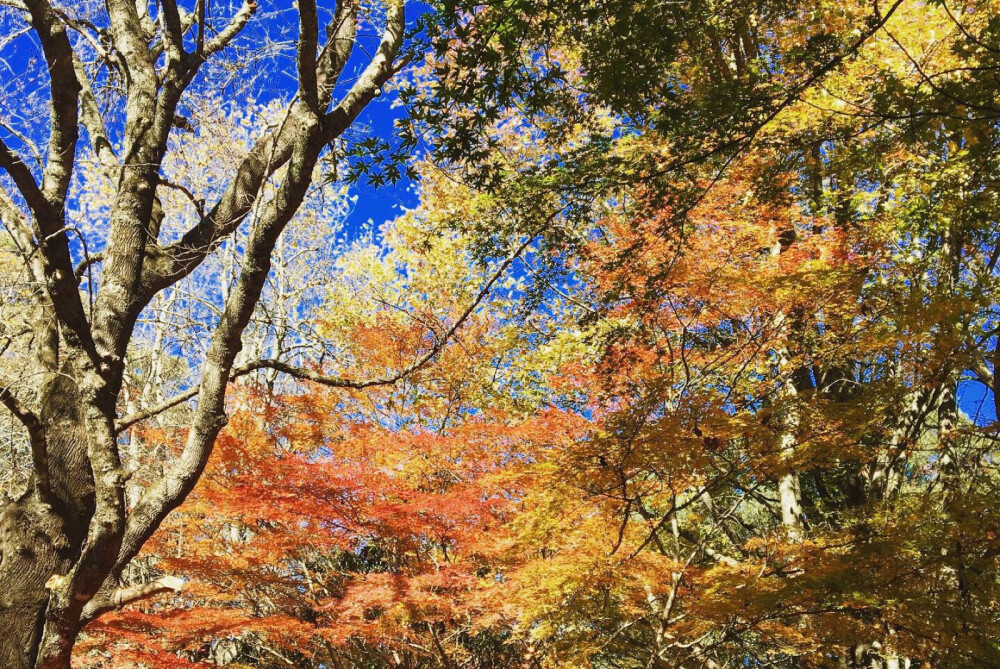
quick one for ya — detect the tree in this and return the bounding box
[0,1,409,665]
[438,1,1000,665]
[474,2,1000,664]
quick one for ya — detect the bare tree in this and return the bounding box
[0,1,410,665]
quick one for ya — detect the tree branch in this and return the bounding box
[22,0,80,208]
[0,184,41,276]
[74,251,104,282]
[145,107,304,296]
[72,53,118,169]
[80,575,184,625]
[0,188,59,372]
[0,381,49,499]
[158,0,186,67]
[0,138,49,218]
[317,0,359,106]
[325,0,405,133]
[298,0,320,111]
[248,233,536,389]
[202,0,257,57]
[1,141,97,365]
[116,230,537,432]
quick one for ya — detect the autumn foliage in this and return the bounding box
[62,0,1000,667]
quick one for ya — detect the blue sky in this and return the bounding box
[344,94,419,234]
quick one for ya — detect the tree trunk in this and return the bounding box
[0,373,94,668]
[0,495,70,668]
